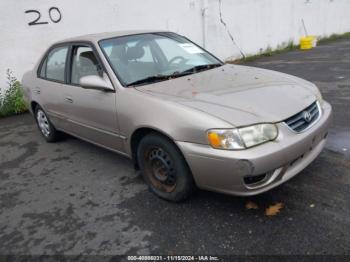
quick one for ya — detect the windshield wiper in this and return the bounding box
[126,64,223,87]
[179,63,222,75]
[126,75,173,87]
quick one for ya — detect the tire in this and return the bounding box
[137,133,196,202]
[34,105,60,143]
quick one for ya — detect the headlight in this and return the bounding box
[238,124,278,148]
[207,124,278,150]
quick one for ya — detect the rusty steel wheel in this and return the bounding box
[137,133,196,202]
[143,147,177,193]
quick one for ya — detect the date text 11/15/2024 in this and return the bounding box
[127,255,220,261]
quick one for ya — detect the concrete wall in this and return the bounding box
[1,0,349,89]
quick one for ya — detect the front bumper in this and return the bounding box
[177,101,332,196]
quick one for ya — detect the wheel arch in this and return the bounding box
[129,126,186,170]
[30,101,39,114]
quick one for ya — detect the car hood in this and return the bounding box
[135,64,317,127]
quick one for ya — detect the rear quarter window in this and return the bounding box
[40,46,68,82]
[39,57,47,78]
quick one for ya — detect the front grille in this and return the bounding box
[284,102,320,132]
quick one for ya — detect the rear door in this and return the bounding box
[62,43,124,152]
[36,45,70,129]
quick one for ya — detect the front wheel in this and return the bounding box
[137,133,195,202]
[35,106,60,142]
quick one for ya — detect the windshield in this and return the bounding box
[99,32,223,86]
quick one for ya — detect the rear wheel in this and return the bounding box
[35,106,60,142]
[137,133,195,202]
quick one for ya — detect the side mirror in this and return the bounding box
[79,75,115,92]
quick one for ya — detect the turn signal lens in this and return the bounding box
[208,132,221,147]
[207,129,245,150]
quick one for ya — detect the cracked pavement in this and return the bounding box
[0,39,350,256]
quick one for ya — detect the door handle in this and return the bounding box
[65,97,74,103]
[33,89,41,94]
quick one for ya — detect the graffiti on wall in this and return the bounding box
[25,7,62,26]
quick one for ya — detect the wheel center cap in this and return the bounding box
[151,157,169,182]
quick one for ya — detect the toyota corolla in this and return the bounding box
[22,31,332,201]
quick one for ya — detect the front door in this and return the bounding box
[62,45,124,153]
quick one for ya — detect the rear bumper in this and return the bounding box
[177,101,332,196]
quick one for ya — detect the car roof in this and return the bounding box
[56,30,170,44]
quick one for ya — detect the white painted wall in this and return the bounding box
[0,0,349,89]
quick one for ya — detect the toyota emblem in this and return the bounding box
[303,111,312,122]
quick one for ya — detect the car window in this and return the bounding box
[100,33,222,86]
[45,46,68,82]
[155,38,211,66]
[71,46,100,85]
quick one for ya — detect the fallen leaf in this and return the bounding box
[245,200,258,210]
[265,203,284,216]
